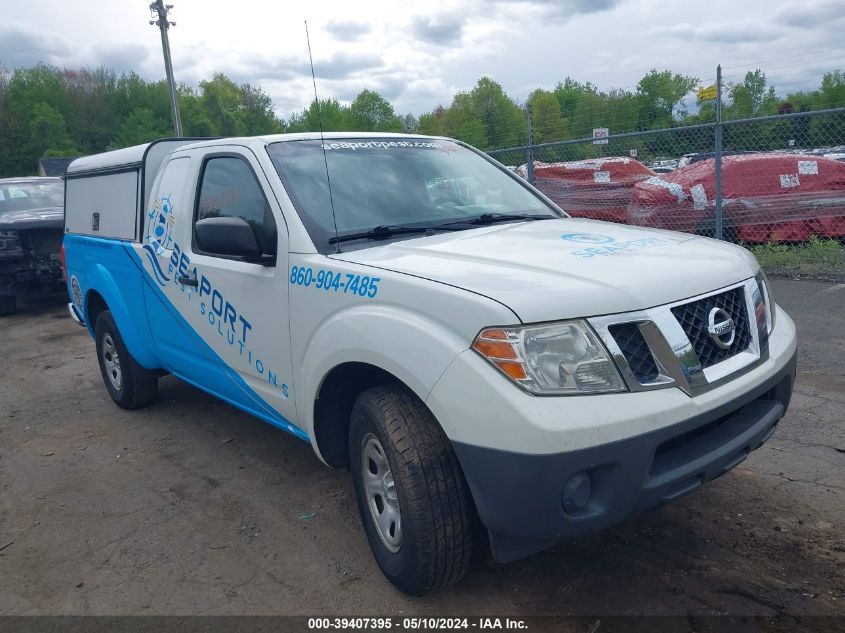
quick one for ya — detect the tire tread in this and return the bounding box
[353,385,473,594]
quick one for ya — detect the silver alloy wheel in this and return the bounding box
[361,433,402,553]
[102,334,122,391]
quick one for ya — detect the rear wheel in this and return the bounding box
[0,294,16,316]
[349,385,473,595]
[95,311,158,409]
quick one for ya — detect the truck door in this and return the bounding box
[148,147,301,437]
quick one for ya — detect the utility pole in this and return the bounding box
[149,1,183,136]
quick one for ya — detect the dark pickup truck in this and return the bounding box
[0,177,65,315]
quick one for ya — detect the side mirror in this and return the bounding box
[195,216,266,261]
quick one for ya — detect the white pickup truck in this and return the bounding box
[63,133,797,595]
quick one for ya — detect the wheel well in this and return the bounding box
[86,290,108,329]
[313,362,400,469]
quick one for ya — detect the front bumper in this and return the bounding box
[426,307,797,562]
[453,352,794,562]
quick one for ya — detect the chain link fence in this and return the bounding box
[488,108,845,280]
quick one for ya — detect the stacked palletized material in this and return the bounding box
[518,157,657,224]
[628,154,845,242]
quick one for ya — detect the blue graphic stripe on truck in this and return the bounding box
[143,243,171,286]
[123,243,308,440]
[67,233,307,442]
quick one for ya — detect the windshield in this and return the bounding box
[0,180,64,215]
[267,138,560,252]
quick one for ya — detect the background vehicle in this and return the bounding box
[628,153,845,242]
[648,158,678,173]
[518,157,655,223]
[0,177,65,315]
[676,150,755,169]
[64,134,796,595]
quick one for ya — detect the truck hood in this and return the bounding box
[333,218,759,323]
[0,206,64,231]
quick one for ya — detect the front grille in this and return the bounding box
[608,322,660,382]
[671,287,751,369]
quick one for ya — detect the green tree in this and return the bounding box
[728,70,778,119]
[346,89,403,132]
[113,107,165,147]
[528,89,567,143]
[416,106,446,136]
[28,102,77,160]
[553,79,598,121]
[180,89,218,137]
[287,98,347,132]
[64,67,121,154]
[1,59,844,176]
[439,93,486,147]
[636,69,699,127]
[115,72,172,131]
[467,77,526,149]
[200,73,248,136]
[819,70,845,109]
[239,83,284,134]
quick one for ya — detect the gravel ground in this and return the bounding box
[0,279,842,619]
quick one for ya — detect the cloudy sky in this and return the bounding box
[2,0,844,117]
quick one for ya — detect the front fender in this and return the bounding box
[296,303,472,442]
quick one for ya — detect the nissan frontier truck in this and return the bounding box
[63,134,797,595]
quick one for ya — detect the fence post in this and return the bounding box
[714,64,723,241]
[525,104,535,185]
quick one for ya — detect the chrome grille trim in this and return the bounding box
[589,278,768,397]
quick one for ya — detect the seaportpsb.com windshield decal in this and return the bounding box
[319,139,457,152]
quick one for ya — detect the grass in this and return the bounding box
[750,236,845,280]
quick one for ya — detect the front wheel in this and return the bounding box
[349,385,474,595]
[95,311,158,409]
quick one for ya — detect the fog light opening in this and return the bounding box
[562,471,592,515]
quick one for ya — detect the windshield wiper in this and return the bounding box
[435,212,551,228]
[327,213,551,244]
[328,224,456,244]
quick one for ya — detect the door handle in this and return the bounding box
[177,276,198,287]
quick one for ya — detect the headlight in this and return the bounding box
[754,271,775,335]
[472,320,626,395]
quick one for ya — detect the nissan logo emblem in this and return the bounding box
[707,307,736,349]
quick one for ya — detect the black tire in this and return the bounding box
[0,294,15,316]
[349,385,473,595]
[94,310,158,409]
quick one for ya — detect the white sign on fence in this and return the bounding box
[592,128,609,145]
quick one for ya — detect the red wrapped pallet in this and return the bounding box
[520,158,655,224]
[628,154,845,242]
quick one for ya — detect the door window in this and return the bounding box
[194,156,277,261]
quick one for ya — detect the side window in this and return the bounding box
[194,156,277,260]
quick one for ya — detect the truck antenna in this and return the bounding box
[305,21,340,253]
